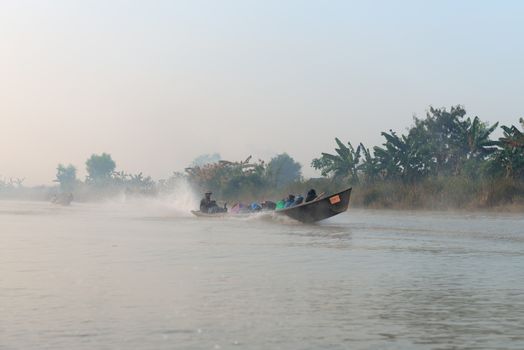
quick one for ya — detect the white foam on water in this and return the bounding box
[156,178,200,216]
[89,178,200,218]
[232,210,301,225]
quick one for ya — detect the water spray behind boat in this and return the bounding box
[160,177,200,216]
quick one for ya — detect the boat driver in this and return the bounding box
[200,191,217,213]
[200,191,227,213]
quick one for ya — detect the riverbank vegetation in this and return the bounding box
[182,105,523,209]
[312,106,524,209]
[1,105,522,210]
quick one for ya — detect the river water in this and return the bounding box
[1,199,523,349]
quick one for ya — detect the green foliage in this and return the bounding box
[311,138,361,184]
[113,171,156,194]
[490,120,524,179]
[185,154,304,200]
[406,106,498,176]
[357,143,380,184]
[55,164,77,191]
[185,156,268,200]
[266,153,302,189]
[314,106,507,185]
[374,130,431,183]
[309,106,524,209]
[412,106,468,175]
[86,153,116,185]
[11,107,520,209]
[462,116,499,160]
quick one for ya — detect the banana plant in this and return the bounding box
[374,130,431,183]
[493,119,524,178]
[357,143,381,183]
[311,138,361,184]
[461,116,499,159]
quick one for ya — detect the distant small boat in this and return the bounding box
[191,188,352,223]
[51,193,73,206]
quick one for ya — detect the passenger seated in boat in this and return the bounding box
[284,194,296,208]
[200,191,226,213]
[275,199,285,209]
[250,202,262,212]
[305,189,317,202]
[230,203,245,214]
[261,200,276,210]
[293,194,304,206]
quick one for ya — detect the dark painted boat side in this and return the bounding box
[275,187,352,223]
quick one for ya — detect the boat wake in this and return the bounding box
[234,211,303,225]
[92,178,200,219]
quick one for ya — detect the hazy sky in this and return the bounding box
[1,1,523,185]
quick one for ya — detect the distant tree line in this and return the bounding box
[53,153,155,199]
[184,153,303,199]
[184,106,523,207]
[2,105,523,208]
[311,106,524,208]
[311,106,523,184]
[49,151,303,201]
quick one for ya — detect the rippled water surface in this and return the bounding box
[1,200,524,349]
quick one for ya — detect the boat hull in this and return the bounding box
[190,210,267,219]
[275,187,351,223]
[191,210,230,218]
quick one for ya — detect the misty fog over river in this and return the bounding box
[1,200,523,350]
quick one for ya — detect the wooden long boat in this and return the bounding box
[191,187,352,223]
[275,187,351,223]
